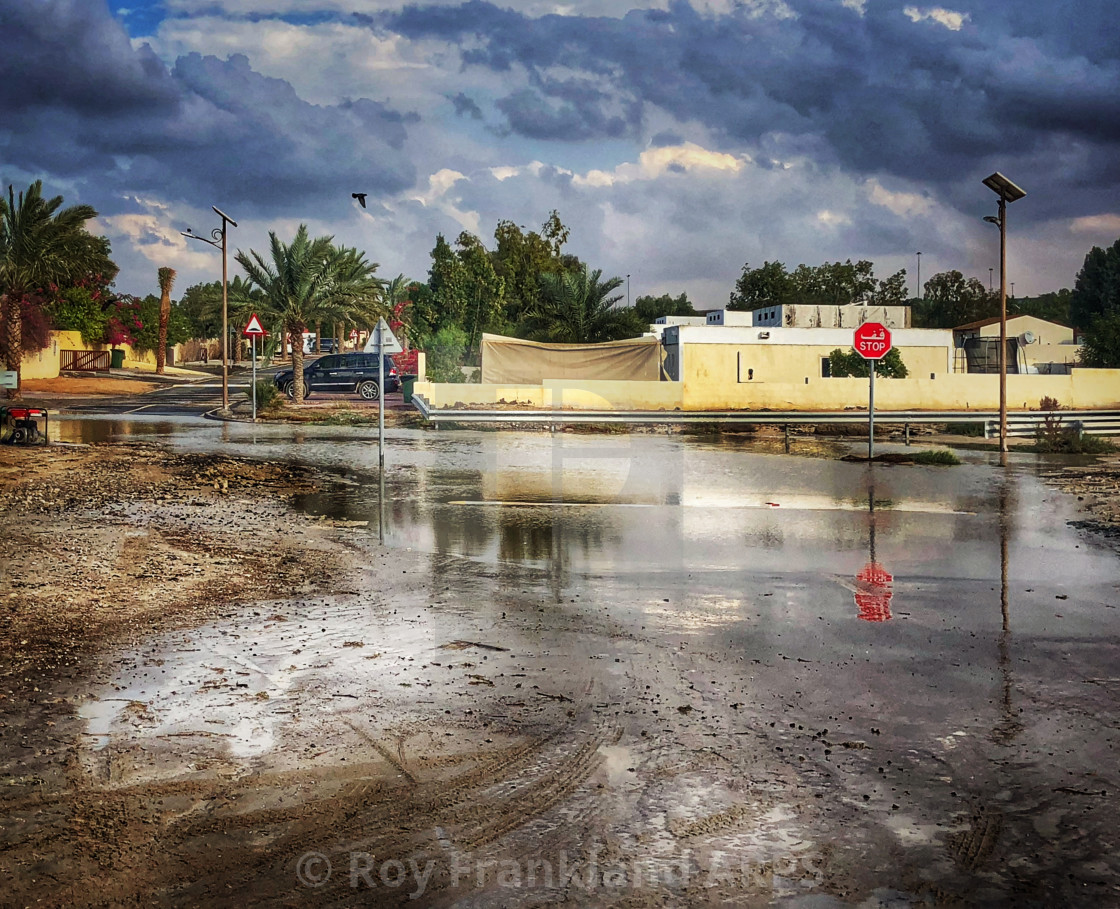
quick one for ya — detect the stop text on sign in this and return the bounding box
[854,322,892,360]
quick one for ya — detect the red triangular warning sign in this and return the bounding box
[243,313,266,336]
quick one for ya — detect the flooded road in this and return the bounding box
[55,417,1120,905]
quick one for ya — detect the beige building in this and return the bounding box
[744,303,912,329]
[661,324,954,384]
[953,315,1080,374]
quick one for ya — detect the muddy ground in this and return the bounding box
[2,441,1120,907]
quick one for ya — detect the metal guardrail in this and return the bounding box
[996,412,1120,438]
[412,396,1120,436]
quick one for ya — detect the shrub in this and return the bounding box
[910,449,960,465]
[828,347,908,378]
[248,379,280,411]
[424,326,469,383]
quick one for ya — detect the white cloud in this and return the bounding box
[842,0,867,15]
[140,16,440,108]
[160,0,669,18]
[1070,213,1120,235]
[903,6,969,30]
[573,143,748,188]
[409,169,479,234]
[816,210,851,227]
[412,169,467,206]
[98,213,213,271]
[865,179,934,217]
[691,0,796,17]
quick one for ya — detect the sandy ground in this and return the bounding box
[19,377,162,396]
[1037,454,1120,538]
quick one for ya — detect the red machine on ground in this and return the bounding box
[0,406,48,445]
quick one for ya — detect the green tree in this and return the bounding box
[729,261,796,310]
[156,267,176,374]
[455,232,506,360]
[48,285,109,344]
[518,266,643,343]
[426,233,469,331]
[1010,288,1072,324]
[634,293,696,324]
[0,181,113,398]
[828,347,909,378]
[912,271,996,328]
[1079,311,1120,368]
[131,294,192,354]
[731,259,908,312]
[178,281,223,338]
[235,225,378,401]
[1070,238,1120,330]
[872,270,909,306]
[491,211,574,324]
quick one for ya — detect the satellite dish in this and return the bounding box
[1019,331,1036,345]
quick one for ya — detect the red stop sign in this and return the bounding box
[854,322,892,360]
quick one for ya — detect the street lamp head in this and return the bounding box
[983,215,1001,226]
[212,205,238,227]
[982,172,1026,203]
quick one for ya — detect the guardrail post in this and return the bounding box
[784,424,790,453]
[904,423,910,446]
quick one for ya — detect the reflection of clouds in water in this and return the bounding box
[79,601,433,774]
[54,419,1114,587]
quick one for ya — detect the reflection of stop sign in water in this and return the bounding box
[855,561,893,622]
[854,322,892,360]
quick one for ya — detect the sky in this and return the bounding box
[3,0,1119,307]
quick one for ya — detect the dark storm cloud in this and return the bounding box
[450,92,484,119]
[0,0,178,113]
[381,0,1120,209]
[1,0,416,217]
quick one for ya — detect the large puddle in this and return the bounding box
[62,417,1120,901]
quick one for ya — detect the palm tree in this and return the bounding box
[0,181,105,399]
[156,267,176,374]
[518,266,644,344]
[382,273,412,345]
[235,226,379,399]
[328,246,385,342]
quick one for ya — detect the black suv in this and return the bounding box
[274,353,400,400]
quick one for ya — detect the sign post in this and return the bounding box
[853,322,892,460]
[243,313,267,421]
[368,318,402,470]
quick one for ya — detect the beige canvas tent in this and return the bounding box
[480,333,663,384]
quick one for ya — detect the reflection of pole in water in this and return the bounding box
[378,467,386,546]
[855,465,893,622]
[993,475,1021,742]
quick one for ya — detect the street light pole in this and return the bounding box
[915,252,921,301]
[982,173,1026,455]
[627,274,631,308]
[182,206,237,410]
[989,267,994,293]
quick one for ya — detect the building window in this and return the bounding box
[821,357,831,378]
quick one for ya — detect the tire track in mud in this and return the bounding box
[59,720,612,906]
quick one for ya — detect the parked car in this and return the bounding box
[274,353,400,400]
